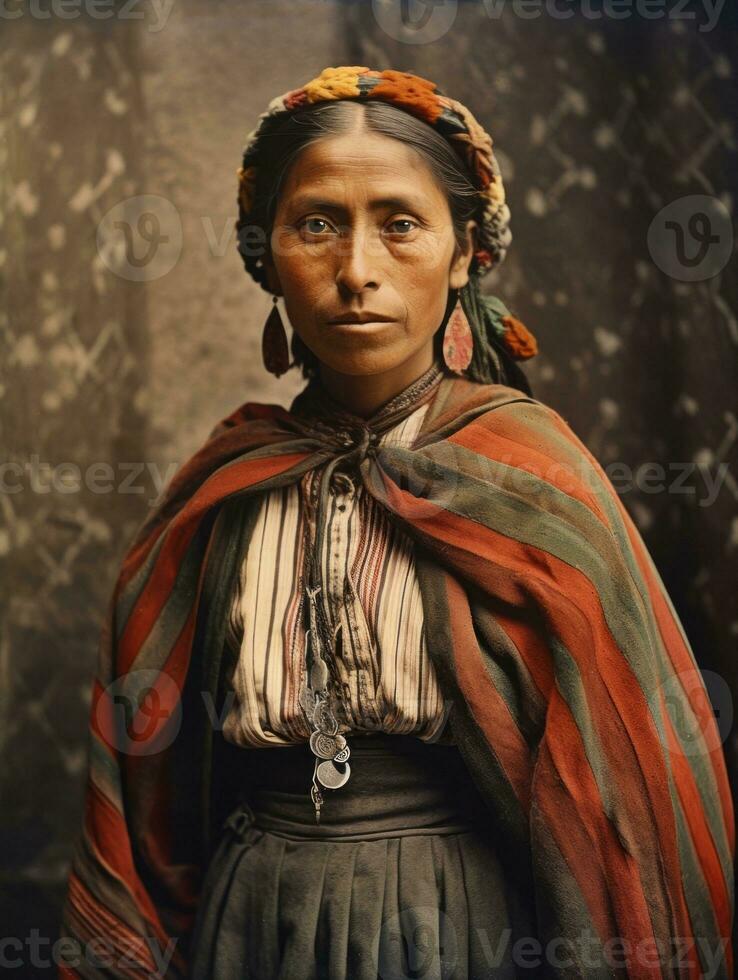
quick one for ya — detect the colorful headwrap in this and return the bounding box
[236,65,512,277]
[233,66,540,374]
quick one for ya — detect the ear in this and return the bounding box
[448,220,478,290]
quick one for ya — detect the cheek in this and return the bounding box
[397,237,455,288]
[275,259,327,336]
[277,256,321,303]
[271,231,319,288]
[398,263,452,311]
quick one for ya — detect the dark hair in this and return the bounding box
[237,99,532,395]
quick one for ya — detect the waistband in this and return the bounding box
[229,733,492,842]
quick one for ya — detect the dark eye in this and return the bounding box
[386,219,417,235]
[302,217,332,235]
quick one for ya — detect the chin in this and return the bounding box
[315,349,403,377]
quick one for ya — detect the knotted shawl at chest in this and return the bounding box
[58,374,734,979]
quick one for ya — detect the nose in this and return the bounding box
[334,227,380,294]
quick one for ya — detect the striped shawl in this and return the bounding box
[58,373,734,978]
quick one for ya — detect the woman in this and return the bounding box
[58,67,734,979]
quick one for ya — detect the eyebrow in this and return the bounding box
[286,193,430,215]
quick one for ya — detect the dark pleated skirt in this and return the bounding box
[189,733,528,980]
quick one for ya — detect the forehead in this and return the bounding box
[278,131,447,209]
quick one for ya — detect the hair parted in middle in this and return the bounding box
[236,99,535,396]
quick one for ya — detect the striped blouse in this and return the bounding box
[221,393,454,749]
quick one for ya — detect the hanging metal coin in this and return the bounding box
[316,758,351,790]
[303,561,354,821]
[309,730,347,760]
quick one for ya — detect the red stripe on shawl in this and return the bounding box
[546,409,735,854]
[450,418,613,527]
[121,652,202,919]
[158,602,198,692]
[90,678,111,747]
[377,481,553,699]
[530,759,617,962]
[662,696,734,977]
[442,571,533,809]
[63,871,165,976]
[438,416,612,701]
[64,821,190,974]
[535,694,665,975]
[88,616,201,912]
[623,500,734,853]
[116,399,293,578]
[118,454,308,673]
[216,400,292,429]
[82,777,173,953]
[119,452,309,587]
[91,608,198,760]
[451,409,731,940]
[453,513,684,951]
[474,602,553,704]
[383,488,693,949]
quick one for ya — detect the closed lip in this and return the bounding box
[326,312,395,324]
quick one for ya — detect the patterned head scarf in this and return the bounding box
[233,66,539,376]
[236,65,511,275]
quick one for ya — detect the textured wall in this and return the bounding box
[0,1,347,967]
[1,0,736,968]
[1,12,151,958]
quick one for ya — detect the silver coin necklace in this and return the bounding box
[303,582,351,823]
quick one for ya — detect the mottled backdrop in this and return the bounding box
[1,0,736,971]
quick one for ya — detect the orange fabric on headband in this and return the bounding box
[236,65,511,276]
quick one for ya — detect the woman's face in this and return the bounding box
[262,127,477,378]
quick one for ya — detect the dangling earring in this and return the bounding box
[262,295,290,377]
[442,295,474,374]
